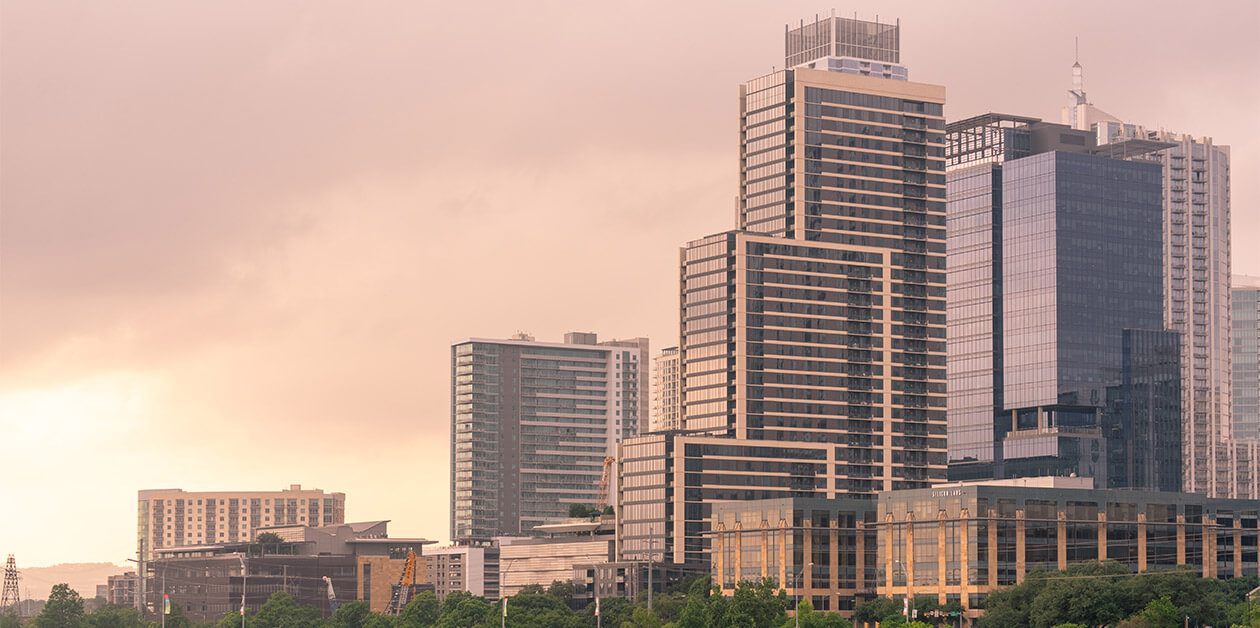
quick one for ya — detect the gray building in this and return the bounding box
[945,114,1181,491]
[1231,277,1260,444]
[451,333,646,544]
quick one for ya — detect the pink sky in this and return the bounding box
[2,0,1257,568]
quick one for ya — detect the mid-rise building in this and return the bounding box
[105,572,138,607]
[1063,61,1239,498]
[136,485,345,608]
[421,545,497,602]
[652,347,681,432]
[450,333,646,544]
[497,519,616,597]
[945,114,1181,491]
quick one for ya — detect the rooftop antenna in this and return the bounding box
[1074,36,1079,65]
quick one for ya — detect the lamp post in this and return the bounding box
[125,558,165,628]
[794,561,813,628]
[235,553,247,628]
[894,560,910,622]
[500,558,519,628]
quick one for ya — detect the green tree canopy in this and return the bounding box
[35,583,85,628]
[396,592,438,628]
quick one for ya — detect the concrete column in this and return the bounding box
[715,524,725,591]
[884,514,895,591]
[1137,512,1147,572]
[1097,511,1108,562]
[1203,520,1216,578]
[1015,510,1026,584]
[830,518,839,611]
[761,522,769,580]
[905,513,915,604]
[960,508,970,611]
[803,520,813,594]
[1056,510,1067,571]
[938,510,948,604]
[987,509,997,588]
[1176,513,1186,566]
[733,523,742,587]
[1234,519,1243,578]
[856,521,866,592]
[776,522,788,589]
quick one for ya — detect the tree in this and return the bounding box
[568,504,597,518]
[620,606,661,628]
[251,591,320,628]
[216,609,250,628]
[436,597,493,628]
[853,597,900,625]
[327,601,372,628]
[35,583,86,628]
[674,597,707,628]
[84,605,145,628]
[545,580,576,608]
[397,592,439,628]
[1050,624,1087,628]
[0,613,21,628]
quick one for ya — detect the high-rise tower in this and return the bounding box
[945,114,1181,491]
[1063,58,1244,497]
[620,15,948,575]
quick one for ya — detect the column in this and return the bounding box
[1015,510,1026,584]
[905,513,915,604]
[761,522,769,580]
[1097,511,1107,562]
[830,518,839,610]
[1202,520,1215,578]
[780,521,788,591]
[885,514,896,593]
[733,523,742,588]
[960,508,970,611]
[803,519,813,596]
[938,510,947,604]
[856,521,866,592]
[1234,519,1243,578]
[1056,510,1067,571]
[987,509,997,588]
[715,524,725,592]
[1137,512,1147,573]
[1176,513,1186,566]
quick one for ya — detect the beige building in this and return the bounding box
[422,545,496,602]
[138,485,345,559]
[651,347,681,433]
[498,520,616,597]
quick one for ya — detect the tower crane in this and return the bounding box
[384,550,418,615]
[596,456,615,513]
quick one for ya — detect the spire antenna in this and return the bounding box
[1075,36,1079,64]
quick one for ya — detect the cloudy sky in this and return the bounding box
[2,0,1257,568]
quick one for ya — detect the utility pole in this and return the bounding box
[236,554,247,628]
[646,538,654,613]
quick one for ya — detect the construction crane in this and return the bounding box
[595,456,615,512]
[322,576,339,614]
[384,550,418,615]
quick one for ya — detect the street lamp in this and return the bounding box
[235,553,247,628]
[794,561,813,628]
[126,558,165,628]
[500,558,519,628]
[894,560,911,622]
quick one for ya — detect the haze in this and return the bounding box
[2,0,1257,568]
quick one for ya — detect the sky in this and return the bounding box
[1,0,1257,569]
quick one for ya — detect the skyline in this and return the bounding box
[2,0,1259,568]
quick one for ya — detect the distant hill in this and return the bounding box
[16,562,130,601]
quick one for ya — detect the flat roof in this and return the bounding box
[346,538,435,545]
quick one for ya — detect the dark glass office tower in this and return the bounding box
[945,115,1181,490]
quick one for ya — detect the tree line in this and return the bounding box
[7,563,1258,628]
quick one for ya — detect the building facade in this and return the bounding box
[1062,62,1239,498]
[421,545,497,602]
[945,114,1181,491]
[876,481,1259,619]
[136,485,345,608]
[620,13,948,574]
[709,498,879,613]
[1233,277,1260,443]
[652,347,681,433]
[450,333,645,544]
[497,521,616,598]
[106,572,138,607]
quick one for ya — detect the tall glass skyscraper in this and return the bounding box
[1234,277,1260,443]
[450,333,645,544]
[1062,62,1240,497]
[945,115,1181,491]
